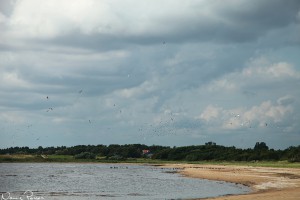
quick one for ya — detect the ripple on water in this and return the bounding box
[0,163,250,200]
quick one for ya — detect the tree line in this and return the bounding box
[0,142,299,162]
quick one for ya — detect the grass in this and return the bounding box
[46,155,74,162]
[0,154,299,168]
[0,154,44,162]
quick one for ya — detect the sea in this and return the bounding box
[0,163,250,200]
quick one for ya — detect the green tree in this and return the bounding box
[254,142,269,151]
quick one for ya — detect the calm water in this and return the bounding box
[0,163,250,200]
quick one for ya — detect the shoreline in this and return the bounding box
[162,164,300,200]
[1,161,300,199]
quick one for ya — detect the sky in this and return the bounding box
[0,0,300,149]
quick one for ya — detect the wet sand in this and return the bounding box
[162,164,300,200]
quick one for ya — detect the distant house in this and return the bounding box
[142,150,153,158]
[142,149,150,155]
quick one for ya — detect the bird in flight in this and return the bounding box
[46,108,53,112]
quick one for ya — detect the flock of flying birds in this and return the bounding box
[2,41,279,146]
[3,85,278,147]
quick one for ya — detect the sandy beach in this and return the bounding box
[163,164,300,200]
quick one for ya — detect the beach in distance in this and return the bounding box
[163,163,300,200]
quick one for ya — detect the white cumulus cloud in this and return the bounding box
[199,96,294,131]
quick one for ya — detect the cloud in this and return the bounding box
[194,55,300,134]
[0,0,300,149]
[243,57,300,79]
[0,111,25,124]
[198,97,294,130]
[238,99,293,126]
[116,80,157,99]
[0,70,31,89]
[1,0,299,51]
[0,12,7,24]
[198,105,221,121]
[205,57,300,95]
[277,95,294,106]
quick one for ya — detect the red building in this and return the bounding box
[142,149,150,154]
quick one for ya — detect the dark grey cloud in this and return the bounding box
[0,0,16,16]
[4,0,297,53]
[0,0,300,149]
[219,0,300,27]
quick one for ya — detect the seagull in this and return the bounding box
[46,108,53,112]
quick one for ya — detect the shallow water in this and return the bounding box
[0,163,250,200]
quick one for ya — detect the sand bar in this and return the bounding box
[162,164,300,200]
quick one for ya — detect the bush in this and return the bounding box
[185,154,199,161]
[288,154,300,162]
[74,152,96,159]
